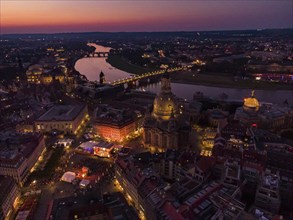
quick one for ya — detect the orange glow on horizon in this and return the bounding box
[1,1,170,31]
[1,1,292,34]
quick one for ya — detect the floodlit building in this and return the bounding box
[93,141,116,158]
[79,179,90,188]
[234,91,260,125]
[93,104,143,142]
[35,104,88,135]
[26,64,43,84]
[235,91,292,129]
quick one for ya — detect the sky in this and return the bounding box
[1,1,292,34]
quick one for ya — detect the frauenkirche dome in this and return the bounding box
[152,76,179,120]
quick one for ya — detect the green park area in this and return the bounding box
[106,54,154,74]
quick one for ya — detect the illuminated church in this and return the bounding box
[143,75,191,152]
[234,91,291,129]
[234,91,260,125]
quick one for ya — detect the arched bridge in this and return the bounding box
[85,52,109,58]
[111,66,191,86]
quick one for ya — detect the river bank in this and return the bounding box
[171,71,293,90]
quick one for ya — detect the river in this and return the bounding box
[75,44,293,104]
[75,44,132,82]
[139,82,293,104]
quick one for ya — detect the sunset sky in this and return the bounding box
[1,1,292,34]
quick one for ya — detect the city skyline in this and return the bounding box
[1,1,292,34]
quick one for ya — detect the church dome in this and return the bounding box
[152,76,179,120]
[243,91,260,111]
[153,93,178,120]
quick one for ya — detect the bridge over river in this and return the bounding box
[111,66,191,86]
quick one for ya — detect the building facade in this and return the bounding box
[0,134,45,186]
[0,176,20,220]
[93,104,143,142]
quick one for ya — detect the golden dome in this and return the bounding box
[243,91,260,111]
[153,95,178,120]
[152,76,179,120]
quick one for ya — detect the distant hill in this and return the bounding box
[2,29,292,40]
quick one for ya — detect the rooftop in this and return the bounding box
[37,104,86,121]
[94,104,137,126]
[0,133,43,167]
[263,173,279,189]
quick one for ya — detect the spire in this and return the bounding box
[251,90,255,97]
[100,71,105,84]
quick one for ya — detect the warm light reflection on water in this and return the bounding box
[75,57,132,82]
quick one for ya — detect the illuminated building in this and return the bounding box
[0,176,20,220]
[40,69,65,85]
[234,91,260,125]
[93,141,116,158]
[26,63,67,85]
[93,104,143,142]
[35,104,88,134]
[26,64,43,84]
[115,158,147,213]
[143,75,191,152]
[40,73,53,84]
[235,91,292,129]
[16,123,34,133]
[0,133,45,186]
[79,179,90,188]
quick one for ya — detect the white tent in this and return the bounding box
[61,171,76,183]
[79,179,90,188]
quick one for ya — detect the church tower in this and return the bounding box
[143,75,191,152]
[100,71,105,84]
